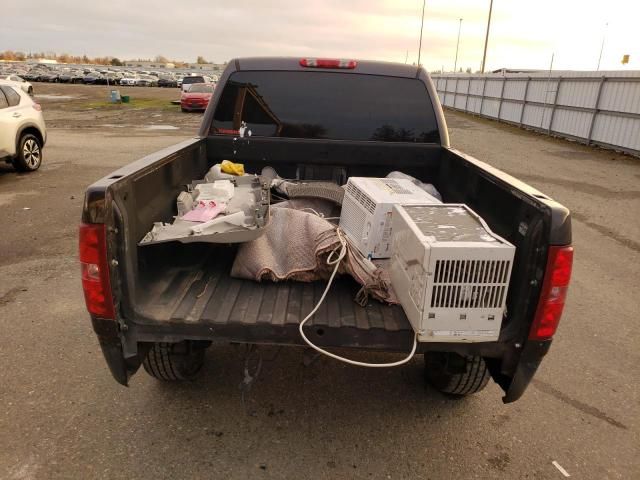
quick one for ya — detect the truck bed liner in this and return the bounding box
[134,247,414,350]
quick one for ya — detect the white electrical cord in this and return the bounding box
[298,228,418,368]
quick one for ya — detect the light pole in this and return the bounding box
[480,0,494,73]
[454,18,463,73]
[597,22,608,71]
[417,0,426,66]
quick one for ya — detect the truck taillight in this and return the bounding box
[300,58,357,69]
[79,223,115,319]
[529,246,573,340]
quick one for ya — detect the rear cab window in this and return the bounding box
[0,86,20,107]
[0,90,8,109]
[211,71,440,143]
[183,76,205,85]
[188,84,214,93]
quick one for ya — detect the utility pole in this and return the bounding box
[417,0,426,66]
[480,0,494,73]
[454,18,463,73]
[597,22,608,71]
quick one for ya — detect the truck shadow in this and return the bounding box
[129,345,485,476]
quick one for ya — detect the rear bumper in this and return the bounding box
[501,340,551,403]
[181,103,207,111]
[92,313,550,401]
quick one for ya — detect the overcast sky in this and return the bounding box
[2,0,639,71]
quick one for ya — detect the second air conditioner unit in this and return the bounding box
[339,177,440,259]
[390,204,515,343]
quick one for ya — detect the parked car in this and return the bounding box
[71,72,86,84]
[81,57,573,403]
[180,83,214,111]
[1,75,34,95]
[83,73,103,85]
[57,72,74,83]
[135,75,159,87]
[0,81,46,172]
[158,77,177,88]
[181,75,213,92]
[21,71,39,82]
[101,73,118,85]
[119,75,138,86]
[39,72,59,83]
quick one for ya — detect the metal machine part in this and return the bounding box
[138,175,270,245]
[339,177,441,259]
[283,181,345,205]
[390,204,515,343]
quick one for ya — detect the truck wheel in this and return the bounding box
[14,133,43,172]
[143,341,205,381]
[424,352,490,396]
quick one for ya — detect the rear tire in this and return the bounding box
[14,133,43,172]
[143,341,205,381]
[424,352,490,396]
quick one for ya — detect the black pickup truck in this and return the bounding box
[80,57,573,403]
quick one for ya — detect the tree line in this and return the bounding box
[0,51,214,67]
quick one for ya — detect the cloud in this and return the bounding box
[1,0,638,70]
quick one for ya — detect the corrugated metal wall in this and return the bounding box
[432,71,640,156]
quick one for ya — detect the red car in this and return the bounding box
[180,83,214,112]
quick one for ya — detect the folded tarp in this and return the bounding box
[230,199,397,305]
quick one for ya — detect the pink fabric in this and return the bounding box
[181,201,225,222]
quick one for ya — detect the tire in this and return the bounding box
[14,133,43,172]
[424,352,490,396]
[143,341,205,381]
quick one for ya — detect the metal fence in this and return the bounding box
[432,72,640,156]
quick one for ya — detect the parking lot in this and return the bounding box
[1,83,638,479]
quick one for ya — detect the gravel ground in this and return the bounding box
[0,84,638,479]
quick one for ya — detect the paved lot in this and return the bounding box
[1,84,638,479]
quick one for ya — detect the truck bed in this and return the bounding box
[133,244,414,351]
[96,137,564,358]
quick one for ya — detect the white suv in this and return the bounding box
[0,82,47,172]
[1,75,34,95]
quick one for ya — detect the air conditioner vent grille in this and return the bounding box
[381,179,413,195]
[430,259,512,309]
[340,194,367,243]
[346,182,376,215]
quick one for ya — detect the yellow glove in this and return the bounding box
[220,160,245,176]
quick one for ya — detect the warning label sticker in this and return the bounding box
[431,330,497,337]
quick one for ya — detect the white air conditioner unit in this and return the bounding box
[390,204,515,343]
[339,177,440,259]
